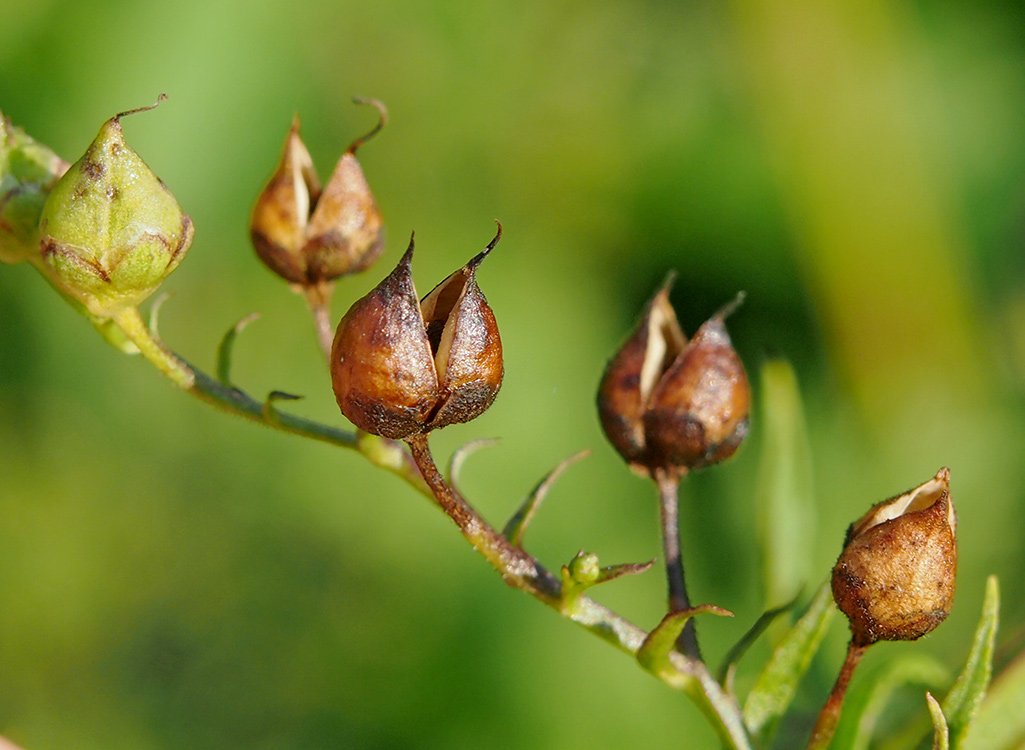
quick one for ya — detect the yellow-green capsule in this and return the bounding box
[38,97,193,317]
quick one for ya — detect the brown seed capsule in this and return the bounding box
[250,99,385,288]
[331,226,503,438]
[832,468,957,646]
[597,279,749,476]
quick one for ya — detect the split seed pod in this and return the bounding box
[597,279,749,476]
[37,96,193,317]
[832,468,957,646]
[250,99,385,289]
[331,226,504,439]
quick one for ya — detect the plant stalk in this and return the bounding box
[111,305,424,490]
[656,469,701,661]
[407,434,753,750]
[808,640,867,750]
[302,282,335,364]
[109,304,754,750]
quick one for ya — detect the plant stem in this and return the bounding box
[303,282,335,364]
[407,434,754,750]
[110,305,425,491]
[406,433,560,599]
[110,305,754,750]
[656,469,701,661]
[808,640,867,750]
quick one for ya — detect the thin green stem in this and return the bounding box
[110,305,424,492]
[689,670,758,750]
[808,640,867,750]
[656,469,701,661]
[112,307,194,388]
[302,282,335,365]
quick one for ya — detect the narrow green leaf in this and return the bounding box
[755,358,815,620]
[637,605,733,686]
[448,437,500,488]
[148,291,171,337]
[503,449,589,546]
[263,390,303,424]
[596,560,653,584]
[743,581,835,743]
[946,576,999,748]
[216,312,260,387]
[927,692,950,750]
[832,652,948,750]
[963,648,1025,750]
[718,590,801,689]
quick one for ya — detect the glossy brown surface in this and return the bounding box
[645,315,749,470]
[331,241,438,438]
[423,262,503,430]
[331,230,503,438]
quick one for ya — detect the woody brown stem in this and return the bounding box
[655,468,701,661]
[406,433,562,600]
[807,640,867,750]
[405,434,752,749]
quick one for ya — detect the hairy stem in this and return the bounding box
[656,469,701,661]
[808,640,867,750]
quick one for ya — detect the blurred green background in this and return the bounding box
[3,1,1025,748]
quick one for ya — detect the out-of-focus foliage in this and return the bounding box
[2,1,1024,748]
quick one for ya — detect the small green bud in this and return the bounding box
[38,97,193,317]
[567,551,601,585]
[0,113,68,264]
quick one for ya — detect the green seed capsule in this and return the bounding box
[38,97,193,317]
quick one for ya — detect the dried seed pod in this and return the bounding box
[37,96,193,317]
[832,468,957,646]
[251,99,385,288]
[0,113,68,264]
[597,281,748,476]
[331,226,503,438]
[419,240,503,430]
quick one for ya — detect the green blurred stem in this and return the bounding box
[808,640,867,750]
[303,282,335,364]
[109,304,753,750]
[407,435,753,750]
[656,469,701,661]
